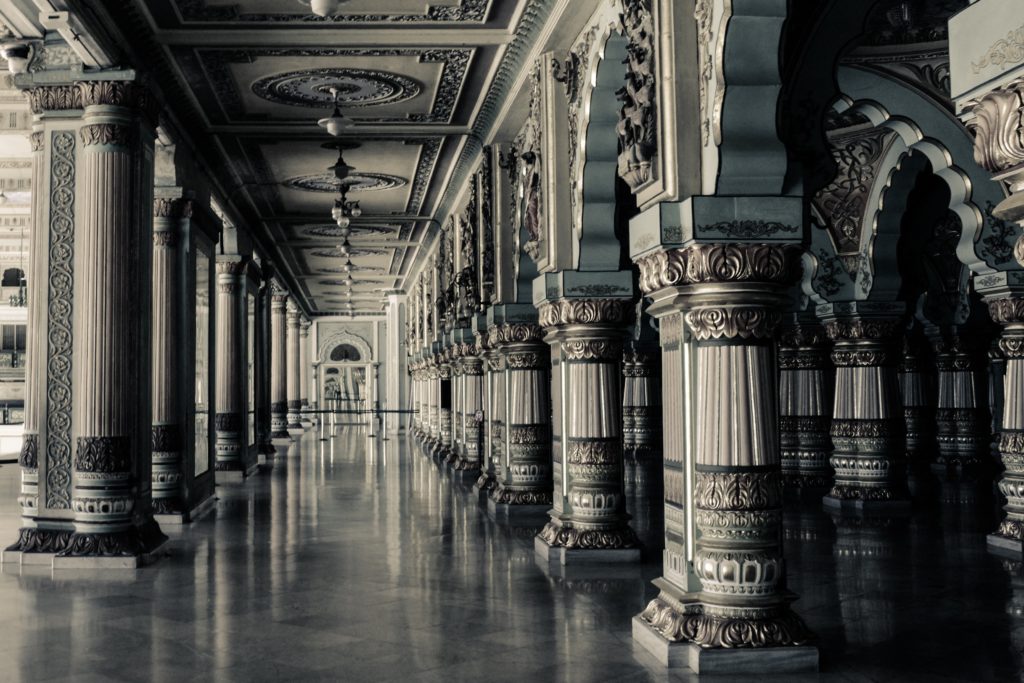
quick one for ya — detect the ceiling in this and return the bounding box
[3,0,534,317]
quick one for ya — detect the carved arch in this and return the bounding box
[316,330,372,364]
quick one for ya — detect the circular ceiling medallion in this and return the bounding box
[284,172,407,193]
[311,247,388,258]
[252,68,421,108]
[303,224,396,238]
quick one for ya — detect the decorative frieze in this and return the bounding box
[538,298,633,327]
[637,243,802,294]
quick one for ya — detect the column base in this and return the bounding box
[822,494,911,514]
[632,617,819,673]
[51,521,170,570]
[534,535,641,565]
[153,493,218,527]
[2,527,74,565]
[215,461,259,483]
[988,533,1024,558]
[474,472,495,493]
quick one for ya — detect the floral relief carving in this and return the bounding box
[538,298,634,328]
[972,25,1024,74]
[617,0,657,190]
[964,82,1024,175]
[636,243,801,294]
[45,130,75,510]
[684,307,781,340]
[80,124,135,148]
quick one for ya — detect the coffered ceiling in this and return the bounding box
[3,0,533,316]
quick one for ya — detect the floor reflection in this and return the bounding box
[0,432,1021,681]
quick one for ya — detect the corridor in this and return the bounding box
[0,430,1021,682]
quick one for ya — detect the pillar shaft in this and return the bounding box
[623,346,662,497]
[823,315,908,507]
[270,292,289,439]
[299,320,311,423]
[255,269,275,454]
[777,321,833,489]
[215,258,247,473]
[636,242,811,648]
[151,197,189,513]
[62,80,165,558]
[489,323,551,507]
[286,303,302,429]
[930,330,990,470]
[538,299,637,550]
[899,332,934,469]
[988,299,1024,543]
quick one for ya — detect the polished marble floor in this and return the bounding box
[0,429,1021,682]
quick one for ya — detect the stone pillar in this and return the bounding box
[270,291,290,443]
[425,357,440,450]
[286,302,302,432]
[899,331,934,473]
[299,318,312,428]
[622,345,663,512]
[821,309,909,512]
[436,352,454,460]
[151,197,189,515]
[987,298,1024,553]
[475,330,501,496]
[444,341,463,466]
[990,342,1006,463]
[454,340,483,475]
[255,266,275,458]
[5,85,79,558]
[929,330,990,473]
[633,242,814,667]
[214,258,249,479]
[57,80,167,564]
[385,291,408,434]
[777,319,833,490]
[536,298,639,564]
[487,319,551,522]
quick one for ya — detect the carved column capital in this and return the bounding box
[538,298,634,329]
[487,323,544,347]
[637,242,802,294]
[154,197,193,220]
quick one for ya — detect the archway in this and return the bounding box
[314,332,377,427]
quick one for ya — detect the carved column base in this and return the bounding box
[287,400,303,430]
[270,401,290,440]
[55,519,168,563]
[638,594,701,643]
[824,418,910,512]
[474,471,496,493]
[4,527,73,555]
[215,412,247,476]
[152,424,184,515]
[537,518,639,550]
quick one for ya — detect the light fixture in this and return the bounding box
[317,87,352,135]
[0,42,31,75]
[338,241,351,257]
[308,0,351,18]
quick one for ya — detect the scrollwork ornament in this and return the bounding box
[694,470,782,510]
[965,82,1024,174]
[636,243,802,294]
[538,521,638,549]
[538,298,633,328]
[80,124,135,148]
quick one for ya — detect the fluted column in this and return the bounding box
[286,302,302,431]
[151,197,189,514]
[990,342,1006,463]
[488,322,552,518]
[987,299,1024,552]
[270,291,290,442]
[475,333,501,495]
[634,242,814,662]
[536,299,638,562]
[255,266,275,457]
[425,359,440,449]
[443,343,462,466]
[454,342,483,474]
[299,319,312,427]
[215,258,248,477]
[436,353,453,460]
[822,312,909,511]
[899,332,934,472]
[58,80,167,563]
[622,345,662,501]
[777,320,833,490]
[929,330,990,472]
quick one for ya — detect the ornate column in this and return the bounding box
[436,348,454,460]
[622,343,663,544]
[987,299,1024,553]
[930,330,991,472]
[151,196,189,515]
[5,84,80,558]
[454,338,483,475]
[444,337,464,467]
[270,290,290,444]
[633,241,815,669]
[286,301,302,433]
[474,328,502,497]
[214,258,249,479]
[777,318,833,491]
[535,297,639,564]
[424,355,440,451]
[899,331,934,474]
[820,308,909,512]
[487,315,552,522]
[299,318,312,428]
[990,342,1006,463]
[57,79,167,564]
[255,264,275,459]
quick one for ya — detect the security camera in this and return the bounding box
[1,42,31,75]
